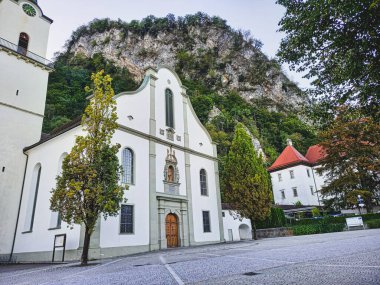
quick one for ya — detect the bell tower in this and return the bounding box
[0,0,53,260]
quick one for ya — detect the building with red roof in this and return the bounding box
[269,139,328,207]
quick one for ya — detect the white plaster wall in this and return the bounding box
[186,100,214,156]
[190,155,220,242]
[222,210,252,241]
[154,68,185,148]
[14,127,83,253]
[271,164,320,206]
[0,107,44,254]
[100,130,150,248]
[115,79,150,135]
[0,54,49,114]
[0,0,51,57]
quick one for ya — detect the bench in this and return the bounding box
[346,216,365,230]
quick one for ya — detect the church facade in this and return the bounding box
[12,66,224,262]
[0,0,224,262]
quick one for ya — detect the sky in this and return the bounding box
[38,0,310,88]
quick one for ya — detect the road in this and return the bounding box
[1,229,379,284]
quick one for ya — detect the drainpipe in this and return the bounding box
[311,166,321,207]
[9,151,29,262]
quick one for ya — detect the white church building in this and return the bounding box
[268,139,327,207]
[0,0,224,262]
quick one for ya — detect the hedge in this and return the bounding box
[289,213,380,226]
[292,223,345,236]
[366,219,380,229]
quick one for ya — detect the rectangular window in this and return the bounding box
[200,169,208,196]
[120,205,134,234]
[310,186,314,195]
[280,190,285,199]
[292,187,298,197]
[202,211,211,233]
[290,170,295,179]
[307,169,310,177]
[222,212,225,217]
[278,173,282,182]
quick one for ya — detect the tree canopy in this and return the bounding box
[318,107,380,210]
[277,0,380,119]
[224,123,272,239]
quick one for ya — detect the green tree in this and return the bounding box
[224,123,272,239]
[318,107,380,210]
[50,71,126,265]
[311,207,321,218]
[277,0,380,119]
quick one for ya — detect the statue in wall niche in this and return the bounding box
[164,147,179,184]
[167,166,174,182]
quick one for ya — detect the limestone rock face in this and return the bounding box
[67,18,308,110]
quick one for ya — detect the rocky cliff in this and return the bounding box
[65,14,306,110]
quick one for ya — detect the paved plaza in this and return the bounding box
[1,229,380,285]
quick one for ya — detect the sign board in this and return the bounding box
[346,217,364,230]
[54,235,65,247]
[52,234,66,262]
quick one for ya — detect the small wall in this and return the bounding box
[256,227,293,239]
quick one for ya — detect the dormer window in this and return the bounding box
[17,33,29,55]
[165,89,174,128]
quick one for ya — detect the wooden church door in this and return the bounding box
[165,214,179,248]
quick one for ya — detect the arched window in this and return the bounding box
[200,169,207,196]
[49,153,67,229]
[18,32,29,55]
[24,163,41,232]
[165,89,174,128]
[122,148,134,184]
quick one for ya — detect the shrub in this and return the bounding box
[256,207,286,229]
[366,219,380,229]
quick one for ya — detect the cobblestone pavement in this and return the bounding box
[1,229,379,285]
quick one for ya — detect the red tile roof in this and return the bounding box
[305,144,326,164]
[268,145,310,172]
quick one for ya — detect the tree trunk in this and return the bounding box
[81,226,91,266]
[252,219,257,240]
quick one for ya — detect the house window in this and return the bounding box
[120,205,134,234]
[292,187,298,197]
[222,212,225,217]
[202,211,211,232]
[289,170,295,179]
[122,148,134,184]
[18,32,29,55]
[310,186,314,195]
[200,169,207,196]
[165,89,174,128]
[280,190,285,199]
[307,169,310,177]
[278,173,282,182]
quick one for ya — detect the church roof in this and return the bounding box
[305,144,326,164]
[268,145,310,172]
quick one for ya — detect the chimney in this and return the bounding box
[286,138,293,146]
